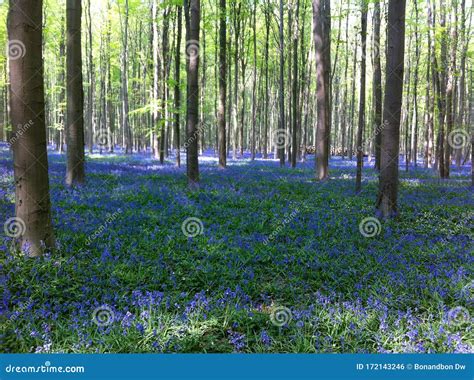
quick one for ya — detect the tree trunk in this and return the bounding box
[174,5,182,167]
[278,0,285,167]
[355,1,367,193]
[373,0,382,170]
[8,0,55,256]
[291,0,300,168]
[313,0,330,180]
[185,0,200,188]
[376,0,406,218]
[218,0,227,168]
[66,0,85,186]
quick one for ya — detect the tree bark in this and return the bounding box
[373,0,382,170]
[66,0,85,186]
[8,0,55,255]
[376,0,406,218]
[218,0,227,168]
[313,0,330,179]
[355,1,367,193]
[185,0,200,188]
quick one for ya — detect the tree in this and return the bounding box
[278,0,285,167]
[8,0,55,255]
[174,4,183,167]
[373,0,382,171]
[119,0,132,154]
[355,0,367,193]
[291,0,300,168]
[376,0,406,218]
[313,0,330,180]
[66,0,85,186]
[218,0,227,168]
[185,0,200,188]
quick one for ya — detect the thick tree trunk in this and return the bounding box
[66,0,85,186]
[376,0,406,218]
[8,0,55,256]
[313,0,330,179]
[185,0,200,188]
[218,0,227,168]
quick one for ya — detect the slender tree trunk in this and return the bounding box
[263,2,270,159]
[444,3,458,178]
[291,0,300,168]
[278,0,285,167]
[218,0,227,168]
[185,0,200,188]
[376,0,406,218]
[412,0,419,167]
[174,5,182,167]
[355,1,367,193]
[373,0,382,170]
[86,0,94,154]
[8,0,55,256]
[120,0,132,154]
[251,0,257,161]
[66,0,85,186]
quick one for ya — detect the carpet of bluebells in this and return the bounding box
[1,142,473,353]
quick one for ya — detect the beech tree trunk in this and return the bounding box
[355,1,367,193]
[313,0,330,180]
[218,0,227,168]
[174,5,182,167]
[185,0,200,188]
[8,0,55,256]
[66,0,85,186]
[373,0,382,171]
[376,0,406,218]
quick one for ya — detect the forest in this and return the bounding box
[1,0,473,354]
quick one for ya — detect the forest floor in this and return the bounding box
[1,143,473,353]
